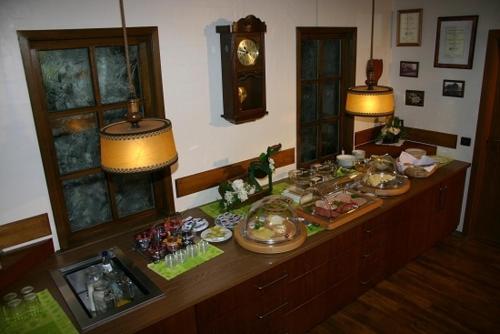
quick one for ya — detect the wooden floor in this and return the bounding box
[310,235,500,334]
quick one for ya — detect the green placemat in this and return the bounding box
[306,223,325,236]
[148,244,223,280]
[1,289,78,334]
[200,181,290,218]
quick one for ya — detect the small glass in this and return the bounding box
[20,286,34,296]
[164,254,176,268]
[5,298,24,324]
[3,292,18,303]
[174,249,186,264]
[197,240,209,254]
[23,293,43,319]
[186,244,197,258]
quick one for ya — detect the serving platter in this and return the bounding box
[295,191,383,230]
[233,221,307,254]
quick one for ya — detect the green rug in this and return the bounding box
[148,244,224,280]
[0,289,78,334]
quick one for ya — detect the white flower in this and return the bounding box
[381,127,388,135]
[237,189,248,202]
[224,191,235,204]
[231,179,245,191]
[269,158,275,172]
[248,185,256,195]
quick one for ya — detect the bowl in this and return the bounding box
[337,154,356,168]
[405,148,426,159]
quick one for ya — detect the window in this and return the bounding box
[18,28,175,249]
[296,28,356,167]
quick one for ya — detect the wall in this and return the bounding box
[391,0,500,230]
[0,0,393,249]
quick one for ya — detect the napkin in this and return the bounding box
[397,151,437,173]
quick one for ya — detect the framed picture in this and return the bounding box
[443,80,465,97]
[397,9,423,46]
[400,61,419,77]
[405,90,424,107]
[434,16,479,69]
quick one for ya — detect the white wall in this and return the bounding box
[391,0,500,230]
[0,0,393,249]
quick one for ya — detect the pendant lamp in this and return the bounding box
[100,0,177,173]
[345,0,394,117]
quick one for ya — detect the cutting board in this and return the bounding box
[296,197,383,230]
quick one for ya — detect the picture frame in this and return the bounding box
[405,90,425,107]
[443,80,465,97]
[434,16,479,69]
[400,61,419,77]
[397,9,423,46]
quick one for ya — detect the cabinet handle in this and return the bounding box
[257,301,288,319]
[256,273,288,290]
[439,185,448,210]
[362,253,372,259]
[365,229,372,234]
[360,279,371,286]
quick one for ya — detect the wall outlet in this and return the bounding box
[460,137,471,146]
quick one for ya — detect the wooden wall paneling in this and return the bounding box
[354,125,457,149]
[175,147,295,197]
[0,213,51,249]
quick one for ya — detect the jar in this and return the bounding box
[92,280,115,314]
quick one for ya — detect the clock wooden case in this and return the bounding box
[216,15,267,124]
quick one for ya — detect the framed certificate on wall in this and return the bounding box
[397,9,422,46]
[434,16,479,69]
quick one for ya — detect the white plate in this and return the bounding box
[201,226,232,243]
[192,219,209,232]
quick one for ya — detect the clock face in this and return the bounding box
[237,39,259,66]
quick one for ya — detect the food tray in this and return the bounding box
[295,191,383,230]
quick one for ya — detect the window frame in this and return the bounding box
[18,27,175,249]
[296,27,356,168]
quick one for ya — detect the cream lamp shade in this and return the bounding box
[100,118,177,173]
[345,85,395,117]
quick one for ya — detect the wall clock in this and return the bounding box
[216,15,267,124]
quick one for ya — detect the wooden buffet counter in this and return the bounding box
[2,160,469,334]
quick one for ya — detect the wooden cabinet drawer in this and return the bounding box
[287,261,329,310]
[284,290,328,334]
[328,245,359,287]
[287,240,331,280]
[331,225,360,255]
[196,263,288,325]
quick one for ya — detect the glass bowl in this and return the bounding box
[243,195,302,245]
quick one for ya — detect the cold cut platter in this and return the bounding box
[296,190,383,230]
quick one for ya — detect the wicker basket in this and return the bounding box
[403,164,437,178]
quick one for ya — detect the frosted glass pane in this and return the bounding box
[96,46,140,104]
[51,113,99,175]
[322,80,339,116]
[321,122,339,156]
[113,173,155,218]
[301,83,317,123]
[301,40,318,80]
[38,48,95,111]
[62,173,112,232]
[322,40,341,77]
[300,126,317,163]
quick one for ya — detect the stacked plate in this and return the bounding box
[182,217,209,233]
[215,212,243,230]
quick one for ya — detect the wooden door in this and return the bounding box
[466,30,500,244]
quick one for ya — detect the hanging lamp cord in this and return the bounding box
[120,0,136,99]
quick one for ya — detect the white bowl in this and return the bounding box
[337,154,356,168]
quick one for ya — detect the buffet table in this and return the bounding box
[1,160,469,334]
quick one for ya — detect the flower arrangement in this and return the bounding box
[218,179,258,210]
[218,144,281,210]
[377,117,405,144]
